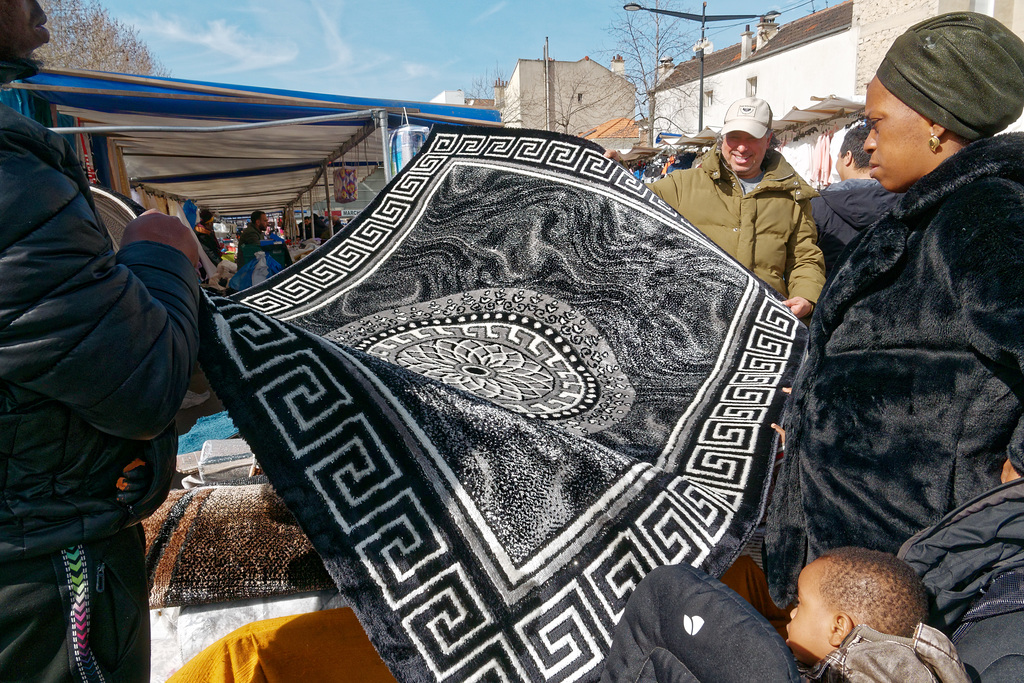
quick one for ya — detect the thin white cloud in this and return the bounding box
[310,1,352,64]
[402,62,437,79]
[471,1,507,24]
[286,0,408,84]
[112,2,470,98]
[131,14,300,74]
[293,0,356,75]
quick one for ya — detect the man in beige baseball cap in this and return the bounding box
[648,96,824,318]
[722,97,773,137]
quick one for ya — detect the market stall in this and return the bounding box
[8,68,501,236]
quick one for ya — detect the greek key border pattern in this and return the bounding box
[239,131,678,318]
[211,298,768,682]
[681,297,797,488]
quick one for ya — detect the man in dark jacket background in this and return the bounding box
[236,209,269,268]
[811,124,899,275]
[195,207,223,265]
[238,209,268,247]
[0,2,201,680]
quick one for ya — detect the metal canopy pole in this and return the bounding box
[698,13,706,132]
[544,37,551,132]
[305,190,311,238]
[379,110,392,182]
[323,162,333,237]
[49,110,379,135]
[284,117,379,219]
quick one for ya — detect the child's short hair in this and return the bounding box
[817,546,927,637]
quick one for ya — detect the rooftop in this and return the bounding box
[657,1,853,91]
[582,117,640,140]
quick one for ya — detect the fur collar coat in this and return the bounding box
[765,133,1024,606]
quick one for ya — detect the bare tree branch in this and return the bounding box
[548,66,634,135]
[36,0,168,76]
[465,62,506,101]
[606,1,698,144]
[470,58,634,136]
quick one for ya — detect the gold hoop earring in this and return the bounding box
[928,134,941,153]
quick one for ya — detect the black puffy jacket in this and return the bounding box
[810,178,900,276]
[900,480,1024,681]
[0,60,200,561]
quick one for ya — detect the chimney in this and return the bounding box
[493,78,506,110]
[657,56,674,84]
[610,54,625,76]
[741,25,753,60]
[756,14,780,51]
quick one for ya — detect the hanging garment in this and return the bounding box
[811,131,834,188]
[333,167,358,204]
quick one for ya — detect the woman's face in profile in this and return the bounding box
[863,78,938,193]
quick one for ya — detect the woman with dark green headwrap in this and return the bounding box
[765,10,1024,614]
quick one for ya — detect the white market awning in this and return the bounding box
[775,95,864,128]
[14,68,501,215]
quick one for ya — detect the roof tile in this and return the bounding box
[657,1,853,91]
[583,117,640,140]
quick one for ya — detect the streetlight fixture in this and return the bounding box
[624,3,781,131]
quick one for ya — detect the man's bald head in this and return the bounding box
[0,0,49,62]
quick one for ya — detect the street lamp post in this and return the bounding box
[624,3,779,132]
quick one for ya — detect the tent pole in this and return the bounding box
[50,110,381,135]
[379,110,392,182]
[323,162,333,237]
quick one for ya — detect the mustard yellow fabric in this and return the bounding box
[720,554,793,640]
[649,147,825,304]
[168,608,397,683]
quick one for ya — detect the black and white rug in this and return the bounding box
[199,126,806,682]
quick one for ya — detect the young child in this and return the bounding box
[785,546,969,681]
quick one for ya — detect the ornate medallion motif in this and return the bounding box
[329,288,636,434]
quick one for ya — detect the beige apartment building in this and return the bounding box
[495,55,635,136]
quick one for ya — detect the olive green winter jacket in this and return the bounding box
[649,147,825,304]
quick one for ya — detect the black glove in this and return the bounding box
[115,458,152,506]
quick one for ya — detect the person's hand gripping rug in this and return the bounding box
[198,126,806,682]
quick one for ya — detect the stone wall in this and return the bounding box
[853,0,1024,94]
[853,0,940,93]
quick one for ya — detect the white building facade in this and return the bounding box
[655,0,1024,139]
[854,0,1024,94]
[655,2,857,137]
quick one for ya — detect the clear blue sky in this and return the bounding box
[97,0,825,101]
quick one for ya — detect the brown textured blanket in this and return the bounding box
[143,484,334,609]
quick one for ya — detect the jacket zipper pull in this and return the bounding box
[96,562,106,593]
